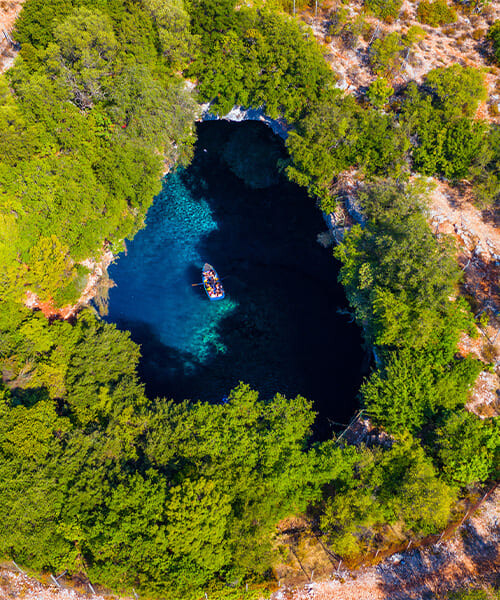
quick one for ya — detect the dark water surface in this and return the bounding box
[106,121,364,436]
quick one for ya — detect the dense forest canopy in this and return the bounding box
[0,0,498,597]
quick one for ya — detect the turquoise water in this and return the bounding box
[107,122,364,434]
[108,171,237,368]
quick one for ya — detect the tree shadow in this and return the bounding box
[460,520,500,584]
[9,386,51,408]
[377,547,468,599]
[377,517,500,600]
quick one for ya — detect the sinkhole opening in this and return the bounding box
[106,120,366,438]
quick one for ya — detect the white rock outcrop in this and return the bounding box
[199,103,290,139]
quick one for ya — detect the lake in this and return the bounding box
[106,121,364,437]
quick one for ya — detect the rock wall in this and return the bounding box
[199,103,290,140]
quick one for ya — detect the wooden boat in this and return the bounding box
[202,263,225,301]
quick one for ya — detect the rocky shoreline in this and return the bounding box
[24,249,115,320]
[199,102,291,139]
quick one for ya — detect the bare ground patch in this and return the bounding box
[0,1,24,73]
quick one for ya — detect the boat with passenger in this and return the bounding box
[202,263,225,300]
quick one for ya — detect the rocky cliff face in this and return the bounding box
[199,103,291,139]
[429,180,500,417]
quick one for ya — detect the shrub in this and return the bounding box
[364,0,403,22]
[488,21,500,63]
[341,16,370,49]
[417,0,457,26]
[367,77,394,108]
[448,586,500,600]
[328,10,370,49]
[404,25,426,46]
[328,7,350,36]
[471,28,485,41]
[369,32,404,76]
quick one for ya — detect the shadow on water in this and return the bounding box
[107,121,365,439]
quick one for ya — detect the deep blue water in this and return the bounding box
[106,121,364,436]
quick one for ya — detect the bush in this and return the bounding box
[417,0,457,26]
[367,77,394,108]
[488,21,500,63]
[448,586,500,600]
[471,28,486,41]
[328,7,350,36]
[369,32,404,76]
[404,24,426,46]
[328,10,370,49]
[341,16,370,49]
[364,0,403,23]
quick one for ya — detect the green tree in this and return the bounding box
[401,70,489,182]
[286,91,360,199]
[424,65,487,119]
[441,118,488,179]
[356,109,410,177]
[417,0,457,26]
[46,7,118,109]
[362,345,481,434]
[142,0,199,69]
[107,63,196,163]
[367,77,394,109]
[28,235,75,303]
[320,437,456,557]
[364,0,403,22]
[436,411,500,486]
[383,439,455,534]
[334,179,461,349]
[286,94,408,200]
[369,32,404,76]
[469,124,500,209]
[145,383,337,585]
[165,478,232,574]
[188,0,239,41]
[0,386,71,571]
[488,21,500,63]
[188,8,335,121]
[14,0,76,47]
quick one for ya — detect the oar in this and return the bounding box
[192,275,229,287]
